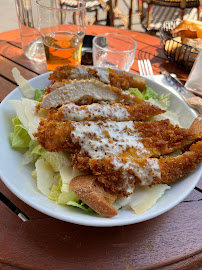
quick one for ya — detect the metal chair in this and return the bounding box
[139,0,201,30]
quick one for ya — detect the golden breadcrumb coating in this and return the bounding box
[89,141,202,196]
[48,64,146,92]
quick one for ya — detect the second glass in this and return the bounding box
[36,0,86,71]
[93,33,137,72]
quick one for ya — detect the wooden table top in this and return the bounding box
[0,25,201,270]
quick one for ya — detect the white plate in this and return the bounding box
[0,71,201,227]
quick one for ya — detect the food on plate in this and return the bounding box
[69,175,118,218]
[40,79,147,109]
[49,64,146,92]
[35,118,199,167]
[90,140,202,196]
[35,117,201,197]
[8,65,202,218]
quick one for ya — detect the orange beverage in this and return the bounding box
[43,31,83,71]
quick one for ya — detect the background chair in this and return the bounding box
[139,0,201,30]
[60,0,113,25]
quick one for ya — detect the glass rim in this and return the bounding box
[36,0,86,11]
[93,33,137,54]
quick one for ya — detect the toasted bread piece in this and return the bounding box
[173,29,197,38]
[190,115,202,137]
[171,19,202,37]
[165,37,182,55]
[165,37,183,62]
[196,25,202,38]
[69,175,118,217]
[181,37,202,50]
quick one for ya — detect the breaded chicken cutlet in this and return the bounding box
[90,140,202,196]
[48,64,146,92]
[35,118,200,167]
[40,79,147,109]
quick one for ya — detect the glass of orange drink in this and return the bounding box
[36,0,86,71]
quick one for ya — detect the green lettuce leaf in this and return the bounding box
[67,200,94,213]
[10,116,31,148]
[149,93,170,110]
[48,179,62,201]
[128,88,144,100]
[142,86,158,100]
[34,89,45,102]
[22,140,42,165]
[57,190,79,205]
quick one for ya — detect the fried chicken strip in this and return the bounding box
[48,102,165,122]
[48,64,146,92]
[89,141,202,196]
[40,79,144,109]
[35,119,199,160]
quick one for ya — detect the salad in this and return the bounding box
[8,67,184,217]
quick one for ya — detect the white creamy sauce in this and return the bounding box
[71,121,148,159]
[61,103,130,121]
[96,69,110,83]
[111,157,161,191]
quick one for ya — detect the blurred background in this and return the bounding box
[0,0,200,34]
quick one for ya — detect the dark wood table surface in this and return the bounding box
[0,25,202,270]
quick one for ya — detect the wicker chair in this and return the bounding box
[139,0,201,30]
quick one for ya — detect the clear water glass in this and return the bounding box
[15,0,46,62]
[93,33,137,71]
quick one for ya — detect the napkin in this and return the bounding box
[185,50,202,92]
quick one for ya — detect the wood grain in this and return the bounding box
[0,181,47,220]
[0,76,17,99]
[0,201,201,270]
[0,41,47,75]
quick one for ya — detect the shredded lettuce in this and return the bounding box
[22,140,41,165]
[129,86,159,100]
[57,190,79,205]
[10,116,31,148]
[142,86,158,100]
[34,89,45,102]
[67,200,95,213]
[48,179,62,201]
[12,67,35,99]
[149,94,171,110]
[106,68,112,72]
[128,88,144,100]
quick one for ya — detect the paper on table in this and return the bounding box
[185,50,202,92]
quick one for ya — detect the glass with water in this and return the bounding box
[93,33,137,71]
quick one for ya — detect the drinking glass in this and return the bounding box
[36,0,86,71]
[93,33,137,71]
[15,0,46,62]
